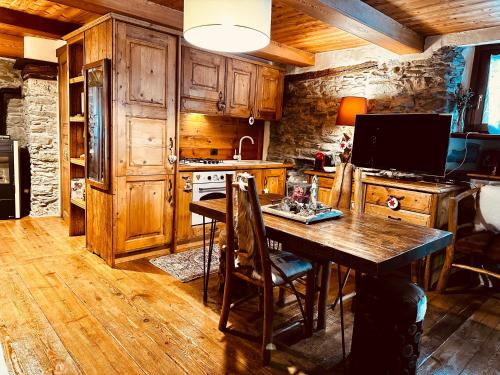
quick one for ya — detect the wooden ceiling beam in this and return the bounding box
[252,41,315,67]
[51,0,315,66]
[0,33,23,58]
[51,0,183,30]
[0,7,79,38]
[279,0,424,54]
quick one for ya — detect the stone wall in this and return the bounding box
[268,46,467,168]
[0,58,25,146]
[23,78,59,216]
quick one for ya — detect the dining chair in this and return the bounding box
[218,173,317,365]
[436,185,500,292]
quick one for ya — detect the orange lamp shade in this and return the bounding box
[335,96,368,126]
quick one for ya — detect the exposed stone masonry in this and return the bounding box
[23,78,59,216]
[0,58,25,146]
[268,47,466,169]
[0,57,59,217]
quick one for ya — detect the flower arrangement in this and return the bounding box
[339,133,353,163]
[453,83,474,133]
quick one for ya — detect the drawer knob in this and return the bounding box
[387,195,404,210]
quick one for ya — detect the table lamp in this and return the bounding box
[336,96,368,126]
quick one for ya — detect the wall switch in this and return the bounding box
[210,149,218,155]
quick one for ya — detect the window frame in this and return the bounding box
[466,44,500,131]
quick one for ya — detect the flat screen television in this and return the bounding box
[351,114,452,176]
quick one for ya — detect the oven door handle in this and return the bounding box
[197,186,226,193]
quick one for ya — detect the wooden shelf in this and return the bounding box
[71,198,86,210]
[69,75,84,84]
[70,115,85,122]
[450,132,500,140]
[70,158,85,167]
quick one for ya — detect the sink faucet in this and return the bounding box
[233,136,255,161]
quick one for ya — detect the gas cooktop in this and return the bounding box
[180,158,235,166]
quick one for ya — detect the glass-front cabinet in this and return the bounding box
[84,59,110,190]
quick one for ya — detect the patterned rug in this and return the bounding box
[149,245,221,282]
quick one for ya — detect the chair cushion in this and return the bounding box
[455,231,495,256]
[249,250,313,286]
[474,185,500,233]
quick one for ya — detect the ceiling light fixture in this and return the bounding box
[183,0,272,53]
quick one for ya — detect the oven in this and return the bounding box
[191,170,234,225]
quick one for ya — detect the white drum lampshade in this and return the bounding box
[183,0,272,53]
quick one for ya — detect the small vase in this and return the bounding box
[454,106,466,133]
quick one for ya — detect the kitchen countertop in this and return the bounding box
[178,161,294,172]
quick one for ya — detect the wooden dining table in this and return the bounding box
[190,194,453,359]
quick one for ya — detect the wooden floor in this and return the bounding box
[0,217,499,375]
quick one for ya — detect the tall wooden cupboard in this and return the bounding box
[59,14,179,266]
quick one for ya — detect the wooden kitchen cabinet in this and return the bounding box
[255,66,284,121]
[175,171,193,243]
[181,47,226,115]
[226,58,257,118]
[180,46,284,120]
[240,169,263,193]
[262,168,286,195]
[61,14,179,266]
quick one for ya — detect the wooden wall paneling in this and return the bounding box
[179,114,264,160]
[225,58,257,118]
[181,46,226,115]
[86,184,113,263]
[83,20,113,255]
[0,33,23,58]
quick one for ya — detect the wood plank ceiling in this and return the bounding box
[1,0,500,60]
[363,0,500,36]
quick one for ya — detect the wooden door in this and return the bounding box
[116,22,177,177]
[58,46,70,222]
[255,66,284,120]
[116,175,174,253]
[226,58,257,118]
[262,168,286,195]
[181,46,226,115]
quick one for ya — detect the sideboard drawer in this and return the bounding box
[365,203,432,227]
[365,185,433,214]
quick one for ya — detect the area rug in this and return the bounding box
[149,245,220,282]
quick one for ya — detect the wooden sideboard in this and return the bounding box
[304,170,464,288]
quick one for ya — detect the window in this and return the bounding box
[467,44,500,134]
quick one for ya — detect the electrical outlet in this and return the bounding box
[210,149,218,156]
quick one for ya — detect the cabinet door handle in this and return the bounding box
[388,215,402,221]
[168,178,173,205]
[217,91,226,112]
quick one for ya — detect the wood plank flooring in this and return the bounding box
[0,217,498,374]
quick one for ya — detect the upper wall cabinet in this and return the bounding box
[256,66,284,121]
[181,46,284,120]
[181,47,226,115]
[226,58,257,118]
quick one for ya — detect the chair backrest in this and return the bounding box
[330,163,363,212]
[225,173,273,288]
